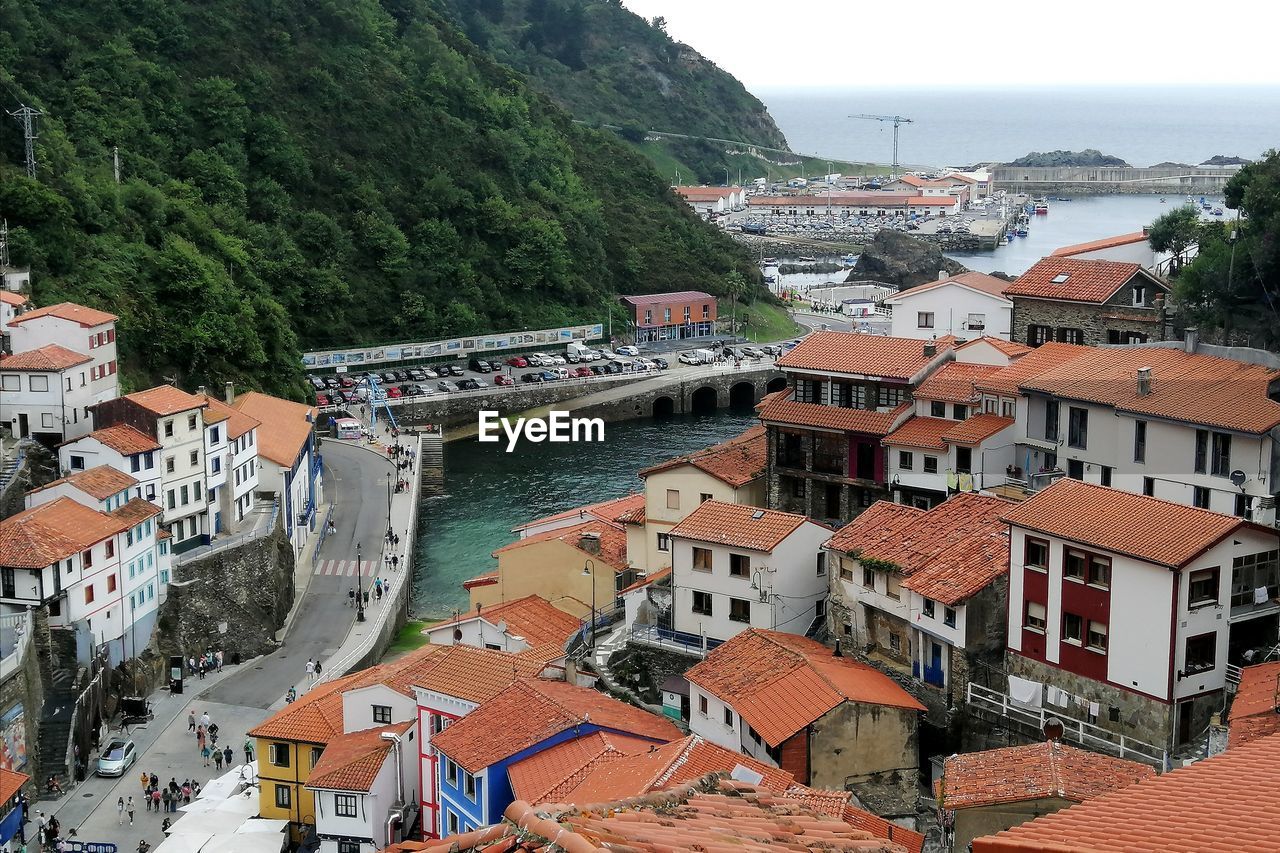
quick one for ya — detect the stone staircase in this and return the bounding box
[418,431,444,497]
[36,626,79,793]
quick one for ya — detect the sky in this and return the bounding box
[621,0,1279,90]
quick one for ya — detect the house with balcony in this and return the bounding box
[825,493,1012,713]
[761,331,954,524]
[667,501,832,648]
[1005,256,1170,347]
[0,345,94,443]
[1002,478,1280,753]
[885,271,1013,341]
[5,302,119,405]
[59,425,163,505]
[230,390,320,556]
[684,628,925,817]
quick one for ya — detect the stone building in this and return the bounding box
[1005,257,1170,347]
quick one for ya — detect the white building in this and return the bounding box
[0,344,94,442]
[6,302,120,405]
[749,194,961,219]
[668,501,831,645]
[423,594,578,663]
[673,186,746,215]
[1050,229,1178,272]
[0,290,27,334]
[60,424,163,505]
[885,271,1013,341]
[199,392,261,534]
[25,465,138,513]
[231,391,321,555]
[307,721,418,853]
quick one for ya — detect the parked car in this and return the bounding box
[589,365,606,375]
[420,367,439,379]
[760,344,782,357]
[525,354,545,367]
[548,355,567,365]
[651,357,669,370]
[407,368,426,381]
[521,372,544,383]
[386,386,402,398]
[393,370,409,382]
[507,356,528,368]
[457,378,484,391]
[540,370,560,382]
[601,362,621,374]
[406,384,429,396]
[308,376,326,391]
[616,345,639,357]
[315,393,331,407]
[469,358,493,373]
[381,371,397,383]
[678,352,700,365]
[97,738,137,777]
[493,374,514,386]
[566,351,581,363]
[438,380,459,393]
[338,375,355,387]
[324,377,341,390]
[440,364,464,377]
[599,349,618,360]
[573,366,593,377]
[740,346,764,359]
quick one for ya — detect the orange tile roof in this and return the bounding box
[914,362,1000,403]
[427,595,583,648]
[8,301,117,327]
[0,768,30,805]
[686,629,924,746]
[830,494,1013,605]
[562,734,794,805]
[972,342,1090,397]
[1003,478,1260,568]
[0,291,27,307]
[883,416,951,450]
[306,721,414,792]
[248,671,366,744]
[619,291,714,307]
[1002,257,1158,304]
[432,679,679,773]
[1017,343,1280,434]
[506,730,656,804]
[0,344,91,371]
[514,493,644,532]
[79,424,160,455]
[942,741,1154,810]
[971,732,1280,853]
[669,500,812,552]
[231,391,315,467]
[1226,662,1280,749]
[201,395,260,440]
[759,395,912,437]
[0,496,129,568]
[110,497,163,527]
[618,566,671,595]
[778,330,949,380]
[941,413,1015,445]
[384,643,545,702]
[1051,230,1149,257]
[462,570,499,590]
[126,385,206,417]
[893,271,1012,301]
[493,520,628,571]
[783,785,924,853]
[638,425,766,488]
[956,336,1033,358]
[29,465,138,501]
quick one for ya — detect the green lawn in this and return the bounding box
[738,301,804,343]
[385,620,430,657]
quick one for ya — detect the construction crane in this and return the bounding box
[849,114,914,179]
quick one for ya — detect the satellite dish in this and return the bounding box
[495,620,508,634]
[1230,470,1247,488]
[1043,717,1065,741]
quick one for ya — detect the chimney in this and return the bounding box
[224,381,235,404]
[197,385,206,398]
[1184,326,1199,354]
[937,269,948,281]
[833,639,843,657]
[1137,367,1152,396]
[923,342,937,357]
[579,531,601,555]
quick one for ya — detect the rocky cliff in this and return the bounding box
[846,230,967,289]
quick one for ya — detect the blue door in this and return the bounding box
[924,642,945,687]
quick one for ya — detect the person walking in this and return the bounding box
[244,739,254,764]
[126,796,135,826]
[213,748,223,771]
[187,711,196,733]
[150,787,161,813]
[200,711,211,729]
[149,772,159,791]
[140,771,149,796]
[201,744,211,767]
[196,726,206,753]
[223,745,234,768]
[348,587,356,608]
[161,788,170,815]
[143,785,152,812]
[314,660,323,680]
[305,659,315,682]
[117,797,125,826]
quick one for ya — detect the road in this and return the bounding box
[201,442,395,709]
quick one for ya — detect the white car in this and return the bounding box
[616,345,639,357]
[678,352,699,365]
[526,354,546,367]
[599,349,618,360]
[549,355,567,365]
[636,358,657,370]
[420,367,438,379]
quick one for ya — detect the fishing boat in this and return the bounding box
[797,256,818,263]
[841,253,858,266]
[1033,198,1049,214]
[1160,198,1167,203]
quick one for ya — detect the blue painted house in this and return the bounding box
[0,768,30,850]
[430,679,679,836]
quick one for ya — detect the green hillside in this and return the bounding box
[0,0,761,396]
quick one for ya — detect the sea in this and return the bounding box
[754,86,1280,169]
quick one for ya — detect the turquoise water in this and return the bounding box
[412,410,758,619]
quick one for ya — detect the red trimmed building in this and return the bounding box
[619,291,716,343]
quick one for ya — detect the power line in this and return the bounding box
[8,104,41,179]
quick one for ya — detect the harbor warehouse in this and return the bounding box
[620,291,717,343]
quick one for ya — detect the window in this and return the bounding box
[1143,476,1155,496]
[657,533,670,552]
[105,540,115,559]
[445,757,458,787]
[270,743,290,767]
[666,489,680,510]
[1088,556,1111,588]
[1194,429,1208,474]
[967,313,986,331]
[952,404,968,421]
[274,784,291,810]
[187,414,197,431]
[1063,612,1083,644]
[1099,465,1112,487]
[692,547,712,572]
[1064,549,1086,581]
[683,306,691,322]
[691,591,712,616]
[889,632,901,653]
[885,573,901,601]
[922,598,935,619]
[793,379,822,404]
[699,492,713,504]
[189,450,199,467]
[729,554,749,578]
[107,574,117,593]
[1193,486,1210,509]
[447,811,459,835]
[863,567,875,589]
[166,456,175,474]
[879,386,905,408]
[1057,328,1085,345]
[664,308,671,322]
[1236,494,1254,520]
[1211,432,1231,477]
[167,490,176,510]
[28,375,48,392]
[1188,567,1220,607]
[1067,407,1088,449]
[1045,400,1059,442]
[917,312,935,329]
[1231,550,1280,608]
[924,456,938,474]
[164,420,174,437]
[83,547,94,569]
[334,793,357,817]
[1002,399,1016,418]
[464,772,477,802]
[1184,633,1216,674]
[1028,325,1054,346]
[1087,620,1108,652]
[1024,601,1046,632]
[698,695,708,715]
[723,707,734,727]
[84,585,95,605]
[1133,283,1146,306]
[816,553,826,577]
[180,485,188,505]
[1134,420,1146,463]
[0,375,16,392]
[956,446,972,474]
[729,597,751,623]
[702,304,710,319]
[898,451,914,471]
[372,704,392,724]
[944,607,956,628]
[643,309,652,324]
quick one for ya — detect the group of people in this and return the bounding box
[389,440,415,493]
[33,809,68,851]
[188,648,224,680]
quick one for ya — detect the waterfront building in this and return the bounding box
[509,493,642,541]
[668,500,831,646]
[748,193,960,219]
[421,594,577,666]
[0,344,95,442]
[1002,478,1280,753]
[683,628,925,816]
[618,291,716,343]
[5,301,120,406]
[1005,256,1170,347]
[59,424,163,506]
[884,271,1013,341]
[672,186,745,214]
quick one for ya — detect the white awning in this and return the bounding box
[236,819,289,834]
[154,833,212,853]
[201,833,286,853]
[1018,437,1059,452]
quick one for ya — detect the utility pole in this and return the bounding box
[0,220,9,268]
[8,105,42,179]
[113,146,121,184]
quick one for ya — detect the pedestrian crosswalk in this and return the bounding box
[313,559,380,577]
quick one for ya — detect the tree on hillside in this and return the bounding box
[1147,205,1201,275]
[725,270,749,333]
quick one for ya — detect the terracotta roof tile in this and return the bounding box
[1051,230,1149,257]
[514,493,644,533]
[493,520,628,571]
[619,291,714,306]
[760,395,912,436]
[0,291,27,307]
[125,385,206,417]
[914,362,1000,403]
[941,413,1015,445]
[893,272,1012,301]
[944,741,1152,811]
[0,344,91,371]
[882,416,951,451]
[248,671,366,744]
[1227,661,1280,749]
[669,500,811,552]
[618,566,671,595]
[827,501,925,553]
[778,331,949,380]
[306,721,414,792]
[0,496,129,568]
[201,395,260,440]
[1018,344,1280,434]
[79,425,160,454]
[638,425,766,488]
[686,629,924,747]
[110,497,163,527]
[8,301,117,327]
[0,768,30,805]
[432,679,679,773]
[956,336,1033,358]
[971,732,1280,853]
[462,570,499,590]
[427,595,583,649]
[973,342,1091,397]
[1003,257,1158,303]
[231,391,315,467]
[783,785,924,853]
[506,731,656,804]
[29,465,137,501]
[383,643,545,702]
[1002,478,1262,568]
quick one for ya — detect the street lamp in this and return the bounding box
[355,541,365,623]
[581,559,597,650]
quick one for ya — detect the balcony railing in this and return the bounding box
[626,624,723,658]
